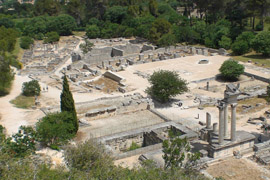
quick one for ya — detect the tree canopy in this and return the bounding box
[219,59,245,80]
[146,70,188,103]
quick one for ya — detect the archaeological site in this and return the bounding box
[2,35,270,179]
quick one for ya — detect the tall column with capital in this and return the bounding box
[218,103,225,144]
[224,103,228,138]
[231,103,237,142]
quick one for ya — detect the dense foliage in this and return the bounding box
[60,75,78,133]
[0,55,14,96]
[0,0,270,50]
[219,59,245,80]
[22,80,41,96]
[20,36,34,49]
[36,112,76,147]
[2,126,36,158]
[146,70,188,103]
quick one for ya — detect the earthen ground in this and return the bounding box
[206,157,270,180]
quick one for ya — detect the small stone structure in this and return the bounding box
[100,121,197,159]
[205,84,255,158]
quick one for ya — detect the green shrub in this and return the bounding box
[20,36,34,49]
[146,70,188,103]
[219,59,245,80]
[22,80,41,96]
[218,36,232,50]
[128,142,141,151]
[231,40,249,55]
[44,31,59,44]
[36,112,76,146]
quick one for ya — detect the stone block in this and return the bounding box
[112,48,124,57]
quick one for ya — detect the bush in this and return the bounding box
[219,59,245,80]
[36,112,76,146]
[85,25,100,39]
[231,40,249,55]
[157,33,176,47]
[255,23,263,31]
[218,36,232,50]
[22,80,41,96]
[44,31,59,44]
[2,126,36,158]
[146,70,188,103]
[20,36,34,49]
[251,31,270,56]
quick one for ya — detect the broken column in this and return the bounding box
[206,112,211,129]
[218,102,225,144]
[231,103,237,142]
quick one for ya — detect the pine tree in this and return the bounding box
[60,75,78,133]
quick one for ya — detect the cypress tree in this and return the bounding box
[60,75,78,133]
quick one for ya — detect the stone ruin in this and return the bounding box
[70,38,228,73]
[100,121,197,160]
[20,37,80,75]
[200,84,256,158]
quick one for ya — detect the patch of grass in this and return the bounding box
[72,31,86,37]
[127,142,141,151]
[232,51,270,68]
[10,95,35,109]
[237,97,267,113]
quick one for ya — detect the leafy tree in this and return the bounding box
[64,139,114,173]
[0,26,18,52]
[44,31,60,44]
[0,17,14,28]
[67,0,86,25]
[162,136,200,170]
[20,36,34,49]
[36,112,76,146]
[236,31,255,47]
[79,39,94,54]
[60,75,78,133]
[157,33,176,47]
[146,70,188,103]
[85,25,100,39]
[251,31,270,56]
[218,36,232,50]
[0,56,14,96]
[2,126,36,158]
[152,18,171,36]
[34,0,60,16]
[46,14,77,36]
[231,40,249,55]
[219,59,245,80]
[22,80,41,96]
[105,6,127,24]
[149,0,158,17]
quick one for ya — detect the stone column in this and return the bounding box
[231,103,237,142]
[206,112,211,129]
[224,103,228,138]
[218,103,225,144]
[213,123,218,133]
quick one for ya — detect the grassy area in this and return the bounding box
[12,38,24,60]
[127,142,141,151]
[232,51,270,68]
[72,31,86,37]
[10,95,35,109]
[237,97,267,113]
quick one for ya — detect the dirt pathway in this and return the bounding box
[0,73,31,135]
